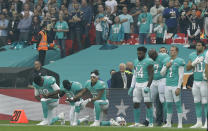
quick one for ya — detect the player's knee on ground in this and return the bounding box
[134,103,140,109]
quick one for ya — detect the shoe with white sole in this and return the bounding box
[202,124,207,129]
[178,124,182,128]
[37,120,48,125]
[128,123,144,127]
[148,123,153,128]
[58,112,65,125]
[162,123,171,128]
[110,119,119,126]
[90,120,100,127]
[190,122,202,128]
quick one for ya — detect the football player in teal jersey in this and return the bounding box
[148,49,169,126]
[160,46,185,128]
[128,46,154,127]
[60,80,89,126]
[67,70,109,127]
[33,75,65,125]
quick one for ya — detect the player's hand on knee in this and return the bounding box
[175,88,180,96]
[128,87,134,96]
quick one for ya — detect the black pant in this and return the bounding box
[156,37,165,44]
[167,27,177,36]
[39,50,46,66]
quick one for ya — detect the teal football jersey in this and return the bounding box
[163,57,185,86]
[85,80,107,100]
[33,76,57,95]
[153,53,170,80]
[134,57,154,83]
[189,51,206,81]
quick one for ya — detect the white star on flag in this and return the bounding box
[115,99,129,116]
[182,103,190,120]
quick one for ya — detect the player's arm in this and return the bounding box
[175,66,184,96]
[34,88,41,101]
[44,83,61,99]
[91,89,104,102]
[72,88,88,101]
[147,64,154,87]
[186,60,194,71]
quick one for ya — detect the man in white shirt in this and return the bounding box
[150,0,164,24]
[105,0,118,15]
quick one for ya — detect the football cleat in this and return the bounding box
[110,119,119,126]
[116,117,126,126]
[36,120,48,125]
[178,124,182,128]
[202,124,207,129]
[58,112,65,125]
[90,120,100,127]
[128,123,144,127]
[148,123,153,128]
[162,123,171,128]
[190,122,202,128]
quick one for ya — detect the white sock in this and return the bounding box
[178,113,182,126]
[73,112,78,124]
[197,117,202,124]
[167,113,172,125]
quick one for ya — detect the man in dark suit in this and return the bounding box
[111,63,132,89]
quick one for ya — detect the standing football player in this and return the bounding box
[160,46,185,128]
[148,49,169,125]
[128,46,154,127]
[67,70,109,126]
[60,80,89,126]
[33,75,65,125]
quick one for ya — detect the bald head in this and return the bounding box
[126,62,134,71]
[119,63,126,73]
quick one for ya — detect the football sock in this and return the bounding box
[49,116,59,125]
[100,121,111,126]
[204,104,208,123]
[41,100,48,119]
[133,108,140,123]
[147,107,153,124]
[166,102,173,124]
[195,102,202,123]
[176,101,182,113]
[94,101,101,121]
[162,102,167,120]
[178,113,182,126]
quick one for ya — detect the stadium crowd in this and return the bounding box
[0,0,207,55]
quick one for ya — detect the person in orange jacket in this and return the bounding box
[37,24,48,66]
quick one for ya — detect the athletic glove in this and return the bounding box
[128,87,134,96]
[144,87,150,93]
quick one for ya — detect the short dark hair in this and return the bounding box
[34,75,42,85]
[62,80,71,88]
[91,69,99,76]
[196,40,206,47]
[171,46,179,52]
[137,46,147,53]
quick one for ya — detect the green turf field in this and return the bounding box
[0,121,206,131]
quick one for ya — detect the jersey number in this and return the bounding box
[169,67,173,77]
[195,62,203,72]
[39,89,49,95]
[137,67,143,78]
[154,64,159,73]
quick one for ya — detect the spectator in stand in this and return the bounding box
[61,0,69,8]
[0,13,9,48]
[130,0,142,34]
[163,0,179,35]
[104,6,114,27]
[31,16,41,45]
[2,8,12,20]
[187,9,200,43]
[94,4,109,45]
[154,15,167,44]
[93,0,104,17]
[18,11,32,42]
[111,63,132,89]
[69,3,84,53]
[49,7,58,20]
[0,0,8,13]
[202,1,208,37]
[80,0,93,48]
[107,69,116,88]
[150,0,165,25]
[179,1,190,34]
[105,0,118,15]
[49,0,59,9]
[54,14,69,58]
[12,0,23,14]
[35,4,44,20]
[109,16,124,44]
[28,60,47,88]
[138,5,152,44]
[68,0,80,13]
[117,0,130,14]
[174,0,180,10]
[21,3,34,17]
[119,6,134,41]
[8,12,20,43]
[25,0,34,11]
[125,61,133,74]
